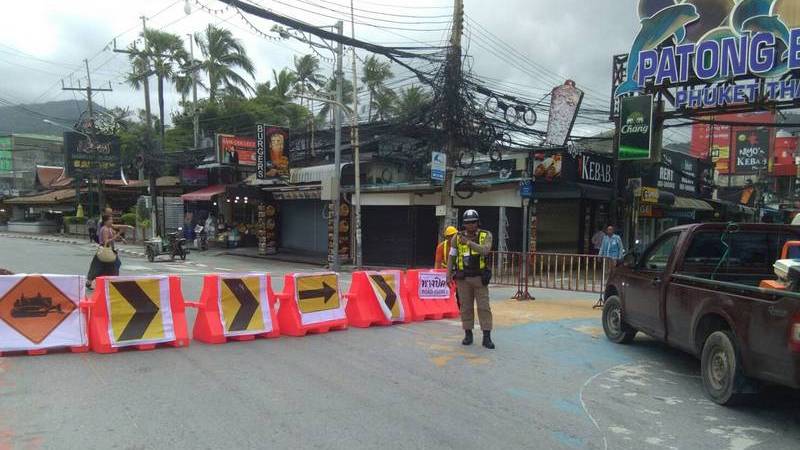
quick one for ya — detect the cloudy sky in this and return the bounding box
[0,0,640,136]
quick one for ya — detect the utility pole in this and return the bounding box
[440,0,464,230]
[350,0,362,268]
[188,33,199,149]
[61,59,112,217]
[141,16,159,238]
[332,20,344,272]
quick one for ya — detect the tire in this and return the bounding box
[146,248,155,263]
[180,251,186,261]
[602,295,637,344]
[701,330,750,406]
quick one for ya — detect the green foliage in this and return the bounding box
[361,56,394,121]
[120,213,137,227]
[396,85,431,120]
[194,25,256,101]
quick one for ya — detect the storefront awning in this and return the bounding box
[181,184,227,201]
[672,197,713,211]
[289,163,351,184]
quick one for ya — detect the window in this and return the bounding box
[640,233,679,272]
[680,230,800,284]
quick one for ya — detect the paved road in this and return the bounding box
[0,236,798,450]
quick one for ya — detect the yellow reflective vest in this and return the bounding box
[456,230,488,272]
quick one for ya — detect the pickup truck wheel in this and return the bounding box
[701,330,749,406]
[602,295,637,344]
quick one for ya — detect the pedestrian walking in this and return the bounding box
[86,214,125,289]
[435,226,459,269]
[598,225,625,262]
[447,209,495,349]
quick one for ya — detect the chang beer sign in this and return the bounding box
[619,95,654,160]
[616,1,800,109]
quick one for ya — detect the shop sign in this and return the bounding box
[641,187,660,204]
[733,128,770,174]
[772,135,798,177]
[689,112,775,174]
[650,150,698,196]
[0,137,11,173]
[218,134,257,166]
[616,3,800,110]
[272,190,321,200]
[256,125,289,179]
[63,131,120,177]
[576,153,613,186]
[638,203,663,218]
[618,95,653,161]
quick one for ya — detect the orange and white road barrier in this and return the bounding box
[86,275,190,354]
[345,270,410,327]
[0,274,89,356]
[191,273,279,343]
[405,269,460,321]
[276,272,347,336]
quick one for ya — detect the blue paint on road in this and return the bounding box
[551,430,587,449]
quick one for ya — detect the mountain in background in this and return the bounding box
[0,100,107,135]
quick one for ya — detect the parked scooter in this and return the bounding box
[144,228,189,262]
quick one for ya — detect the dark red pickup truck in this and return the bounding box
[602,223,800,405]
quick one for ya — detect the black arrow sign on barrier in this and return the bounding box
[113,280,160,341]
[369,275,396,310]
[224,278,259,331]
[298,281,336,303]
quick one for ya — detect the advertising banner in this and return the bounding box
[256,125,289,179]
[618,95,653,161]
[431,151,446,182]
[689,112,774,174]
[63,131,120,177]
[733,128,771,174]
[576,153,613,187]
[218,134,257,166]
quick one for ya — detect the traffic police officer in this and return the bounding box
[447,209,495,349]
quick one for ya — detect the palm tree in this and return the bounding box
[372,88,397,121]
[316,77,354,124]
[194,25,256,101]
[127,29,187,143]
[270,68,297,99]
[292,55,325,109]
[396,85,431,119]
[361,55,393,121]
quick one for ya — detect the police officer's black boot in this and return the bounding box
[482,330,495,349]
[462,329,473,345]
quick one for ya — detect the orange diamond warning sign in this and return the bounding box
[0,276,77,344]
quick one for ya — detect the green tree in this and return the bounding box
[194,25,256,101]
[372,88,397,121]
[126,29,188,144]
[292,55,325,108]
[316,77,354,124]
[396,85,431,120]
[361,55,393,121]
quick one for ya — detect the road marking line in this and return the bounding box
[215,267,233,272]
[579,363,635,450]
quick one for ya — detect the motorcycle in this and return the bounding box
[144,228,189,262]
